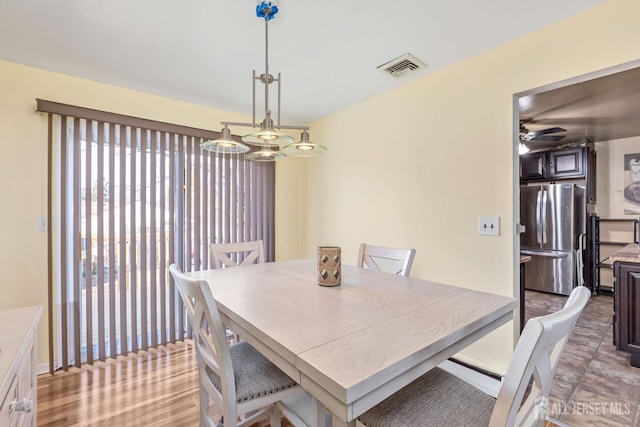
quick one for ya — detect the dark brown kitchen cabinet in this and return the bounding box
[520,147,585,181]
[548,148,584,178]
[519,152,546,180]
[613,261,640,367]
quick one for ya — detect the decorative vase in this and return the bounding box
[317,246,341,287]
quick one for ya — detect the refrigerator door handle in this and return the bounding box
[521,250,569,258]
[536,190,543,244]
[541,189,548,244]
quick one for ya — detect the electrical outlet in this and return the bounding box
[478,216,499,236]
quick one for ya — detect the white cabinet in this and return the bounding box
[0,307,42,427]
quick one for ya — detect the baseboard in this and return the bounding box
[37,361,57,375]
[438,359,502,398]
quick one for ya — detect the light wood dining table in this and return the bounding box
[185,259,517,426]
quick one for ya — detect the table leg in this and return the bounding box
[311,397,325,427]
[309,397,355,427]
[331,413,356,427]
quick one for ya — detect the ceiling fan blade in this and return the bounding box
[532,135,566,142]
[530,127,566,136]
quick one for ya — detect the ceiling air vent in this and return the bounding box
[377,53,428,78]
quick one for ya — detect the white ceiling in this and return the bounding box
[0,0,608,126]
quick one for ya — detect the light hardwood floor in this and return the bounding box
[37,340,295,427]
[38,341,202,426]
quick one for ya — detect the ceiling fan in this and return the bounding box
[519,124,566,142]
[518,123,566,154]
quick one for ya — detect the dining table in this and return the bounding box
[185,259,517,426]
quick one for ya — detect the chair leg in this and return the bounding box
[199,383,216,427]
[270,403,282,427]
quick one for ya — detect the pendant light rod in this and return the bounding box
[255,16,283,126]
[264,17,270,121]
[278,71,281,127]
[220,120,309,131]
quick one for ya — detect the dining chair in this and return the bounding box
[209,240,265,342]
[357,243,416,277]
[357,285,591,427]
[169,264,306,427]
[210,240,265,269]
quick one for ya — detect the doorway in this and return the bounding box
[513,59,640,329]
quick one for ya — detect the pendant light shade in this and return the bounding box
[241,116,295,146]
[242,130,295,145]
[245,147,286,162]
[201,126,250,154]
[282,131,327,157]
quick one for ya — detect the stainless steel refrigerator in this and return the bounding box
[520,183,585,295]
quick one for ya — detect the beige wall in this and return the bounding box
[289,0,640,373]
[2,0,640,374]
[274,157,306,260]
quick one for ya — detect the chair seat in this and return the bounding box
[358,367,495,427]
[206,341,298,404]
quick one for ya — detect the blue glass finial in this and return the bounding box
[256,0,279,21]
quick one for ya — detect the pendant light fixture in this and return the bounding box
[282,130,327,157]
[201,125,250,154]
[201,0,327,161]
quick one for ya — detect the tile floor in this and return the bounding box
[525,290,640,426]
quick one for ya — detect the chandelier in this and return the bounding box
[201,0,327,161]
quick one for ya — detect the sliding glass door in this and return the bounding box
[46,107,274,370]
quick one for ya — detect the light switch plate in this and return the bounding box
[478,216,499,236]
[38,215,48,232]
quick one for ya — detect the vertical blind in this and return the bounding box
[39,100,275,372]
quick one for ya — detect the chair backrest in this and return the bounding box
[168,264,238,424]
[357,243,416,277]
[490,285,591,427]
[210,240,265,269]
